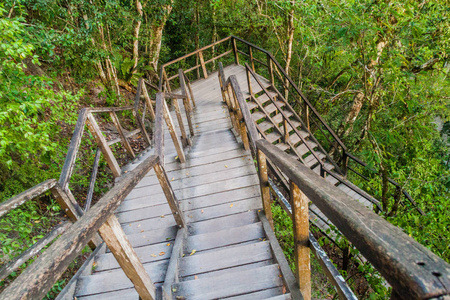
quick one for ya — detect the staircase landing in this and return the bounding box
[72,65,295,299]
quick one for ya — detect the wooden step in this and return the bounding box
[252,111,266,122]
[188,211,259,235]
[171,264,283,300]
[255,92,277,105]
[304,151,327,168]
[263,103,278,114]
[185,222,265,253]
[266,132,282,143]
[180,241,272,278]
[264,294,292,300]
[224,287,287,300]
[258,121,275,132]
[272,111,293,124]
[247,101,258,111]
[296,140,318,155]
[276,143,290,152]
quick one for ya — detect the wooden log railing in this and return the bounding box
[0,155,185,300]
[218,64,450,299]
[173,35,420,215]
[0,75,192,299]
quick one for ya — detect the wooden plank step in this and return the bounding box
[304,152,327,168]
[106,226,177,252]
[272,111,293,124]
[94,241,172,272]
[185,222,265,253]
[189,211,259,235]
[258,121,275,132]
[247,101,258,111]
[185,197,262,223]
[180,241,272,277]
[171,264,283,300]
[263,294,292,300]
[266,132,282,143]
[263,103,278,115]
[75,260,167,297]
[276,142,290,152]
[77,288,138,300]
[224,287,286,300]
[252,111,266,122]
[296,140,318,155]
[255,92,277,105]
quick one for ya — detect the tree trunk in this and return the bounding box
[284,2,295,100]
[133,0,143,73]
[338,91,364,138]
[148,2,173,81]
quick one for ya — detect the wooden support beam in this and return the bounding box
[257,150,273,228]
[179,69,195,137]
[154,163,186,228]
[86,113,121,178]
[198,51,208,79]
[98,215,156,300]
[290,180,311,300]
[240,121,250,151]
[232,38,239,65]
[110,111,135,158]
[172,97,189,147]
[154,93,165,164]
[246,68,253,96]
[283,117,289,143]
[162,99,186,163]
[142,83,156,121]
[249,46,255,71]
[267,55,274,85]
[0,179,57,217]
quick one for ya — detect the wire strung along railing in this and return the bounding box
[158,35,423,215]
[0,74,194,300]
[217,63,450,300]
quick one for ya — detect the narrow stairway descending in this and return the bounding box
[71,64,299,300]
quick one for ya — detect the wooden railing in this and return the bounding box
[218,66,450,300]
[0,75,194,299]
[159,36,421,215]
[0,155,184,300]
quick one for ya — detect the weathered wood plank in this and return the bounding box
[0,155,158,300]
[172,264,282,300]
[189,211,259,235]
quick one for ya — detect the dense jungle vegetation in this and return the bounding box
[0,0,449,298]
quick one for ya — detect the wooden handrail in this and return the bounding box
[1,155,185,300]
[256,138,450,300]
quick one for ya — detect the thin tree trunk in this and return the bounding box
[285,1,295,100]
[133,0,143,73]
[148,2,173,81]
[338,91,364,138]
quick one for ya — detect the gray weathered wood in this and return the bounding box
[0,179,57,217]
[256,139,450,299]
[0,155,158,300]
[110,111,135,158]
[162,228,186,300]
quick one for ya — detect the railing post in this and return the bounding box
[179,69,195,137]
[98,214,156,300]
[249,46,255,71]
[162,99,186,163]
[142,83,156,121]
[246,67,253,96]
[342,152,348,177]
[290,180,311,300]
[163,69,172,93]
[232,37,239,65]
[133,78,152,145]
[267,54,275,85]
[86,113,122,178]
[153,162,186,228]
[283,116,289,143]
[240,120,250,151]
[109,111,135,158]
[227,84,241,134]
[172,97,190,147]
[198,51,208,79]
[257,150,273,228]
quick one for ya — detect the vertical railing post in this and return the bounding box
[257,150,273,228]
[163,69,172,93]
[246,67,253,96]
[198,51,208,79]
[232,37,239,65]
[267,54,275,85]
[86,113,122,178]
[227,84,241,134]
[172,96,189,147]
[179,69,195,137]
[283,116,289,143]
[162,99,186,163]
[249,46,255,71]
[133,78,152,145]
[290,180,311,300]
[142,83,156,121]
[110,111,135,158]
[342,152,348,177]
